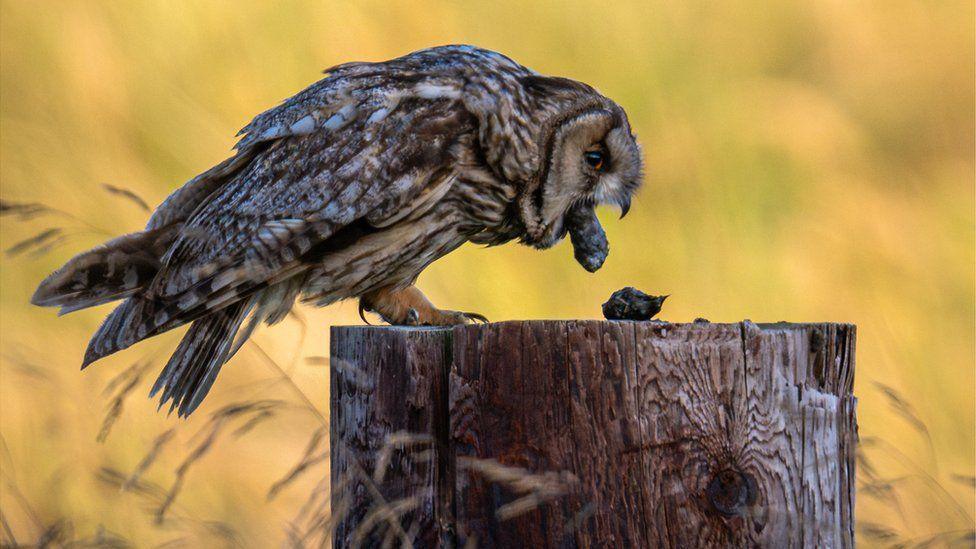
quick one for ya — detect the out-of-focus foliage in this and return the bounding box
[1,0,972,545]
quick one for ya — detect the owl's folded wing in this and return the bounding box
[83,90,474,367]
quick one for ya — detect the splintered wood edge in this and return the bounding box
[332,320,856,331]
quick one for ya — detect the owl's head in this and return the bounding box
[514,76,643,268]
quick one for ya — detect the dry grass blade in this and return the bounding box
[860,436,973,525]
[872,382,931,440]
[2,350,52,383]
[857,521,901,543]
[70,524,133,548]
[97,467,242,545]
[155,537,191,548]
[28,233,69,258]
[950,474,976,488]
[1,508,17,547]
[101,360,150,395]
[268,426,328,500]
[102,183,151,212]
[199,520,244,547]
[0,198,51,220]
[331,356,373,391]
[157,400,282,523]
[268,452,328,508]
[5,228,62,257]
[372,431,433,483]
[335,442,414,546]
[855,447,878,482]
[232,409,275,437]
[248,341,327,425]
[910,528,976,548]
[304,356,329,367]
[98,361,153,443]
[458,457,578,520]
[561,501,596,537]
[125,429,177,491]
[97,467,170,503]
[350,496,420,549]
[858,479,899,502]
[1,471,43,533]
[36,518,73,548]
[289,474,333,537]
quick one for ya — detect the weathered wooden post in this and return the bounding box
[331,321,856,548]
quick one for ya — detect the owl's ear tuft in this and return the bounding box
[520,75,596,97]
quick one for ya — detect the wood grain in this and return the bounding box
[330,321,856,548]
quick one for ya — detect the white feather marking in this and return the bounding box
[323,113,344,130]
[289,115,316,135]
[123,267,139,289]
[263,222,293,242]
[212,269,240,291]
[322,203,341,218]
[337,157,364,177]
[277,218,305,230]
[258,125,285,140]
[206,291,237,311]
[414,83,461,99]
[323,103,356,130]
[178,294,198,311]
[257,228,278,248]
[367,107,389,124]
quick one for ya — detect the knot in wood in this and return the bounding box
[706,469,756,517]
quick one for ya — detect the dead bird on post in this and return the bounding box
[31,45,643,417]
[603,287,667,320]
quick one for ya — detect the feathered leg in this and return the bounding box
[359,285,486,326]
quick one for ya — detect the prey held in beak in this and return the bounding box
[565,203,609,272]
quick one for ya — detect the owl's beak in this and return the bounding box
[616,195,631,219]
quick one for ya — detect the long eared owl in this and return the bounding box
[33,45,643,416]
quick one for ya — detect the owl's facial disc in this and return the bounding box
[520,106,643,271]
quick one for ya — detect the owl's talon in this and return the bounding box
[463,312,489,324]
[358,301,373,325]
[406,307,420,325]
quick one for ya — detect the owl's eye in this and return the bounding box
[584,150,606,171]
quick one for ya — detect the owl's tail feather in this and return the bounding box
[31,226,176,314]
[150,298,254,417]
[82,297,152,369]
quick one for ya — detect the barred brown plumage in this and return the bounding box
[31,45,644,416]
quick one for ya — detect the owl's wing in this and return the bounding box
[161,99,472,313]
[84,89,474,366]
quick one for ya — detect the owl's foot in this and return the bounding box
[360,286,488,326]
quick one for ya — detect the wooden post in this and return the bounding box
[331,321,856,548]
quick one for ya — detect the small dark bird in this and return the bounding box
[602,287,667,320]
[31,45,644,416]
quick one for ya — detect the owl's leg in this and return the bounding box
[359,286,487,326]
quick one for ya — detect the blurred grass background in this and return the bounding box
[1,0,973,546]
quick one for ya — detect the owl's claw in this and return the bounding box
[358,301,373,325]
[405,307,420,326]
[462,312,489,324]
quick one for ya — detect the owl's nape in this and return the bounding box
[31,45,642,416]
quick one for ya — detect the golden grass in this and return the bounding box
[1,0,973,545]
